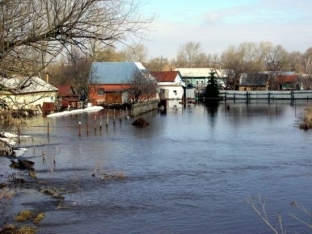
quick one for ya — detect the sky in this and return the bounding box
[135,0,312,59]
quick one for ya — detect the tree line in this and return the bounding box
[1,0,312,93]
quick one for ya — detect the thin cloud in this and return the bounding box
[139,0,312,58]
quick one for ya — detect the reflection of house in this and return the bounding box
[274,74,301,90]
[88,62,155,105]
[0,76,58,112]
[55,85,81,110]
[150,71,185,100]
[239,73,269,91]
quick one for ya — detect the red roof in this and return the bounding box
[275,75,298,84]
[150,71,179,82]
[55,85,77,97]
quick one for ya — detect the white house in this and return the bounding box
[150,71,185,100]
[0,76,58,111]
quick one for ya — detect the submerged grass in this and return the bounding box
[300,106,312,130]
[33,213,45,225]
[14,210,33,222]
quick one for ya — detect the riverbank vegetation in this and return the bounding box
[300,106,312,130]
[247,195,312,234]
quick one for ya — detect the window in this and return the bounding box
[97,88,105,95]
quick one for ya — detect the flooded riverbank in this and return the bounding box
[1,100,312,233]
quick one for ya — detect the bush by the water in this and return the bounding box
[300,107,312,130]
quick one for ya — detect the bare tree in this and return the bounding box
[127,70,157,103]
[264,45,288,72]
[0,0,153,78]
[91,46,124,62]
[145,56,169,71]
[221,45,247,90]
[48,47,91,93]
[175,42,203,68]
[302,47,312,89]
[121,44,148,62]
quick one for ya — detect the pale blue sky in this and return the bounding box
[132,0,312,59]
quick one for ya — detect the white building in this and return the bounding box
[150,71,185,100]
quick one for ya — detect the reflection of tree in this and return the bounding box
[205,100,219,118]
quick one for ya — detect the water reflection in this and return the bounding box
[2,100,312,234]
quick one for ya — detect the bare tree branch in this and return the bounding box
[0,0,153,77]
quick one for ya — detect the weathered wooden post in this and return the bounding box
[106,113,109,126]
[113,109,116,125]
[94,116,97,134]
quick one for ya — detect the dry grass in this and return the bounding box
[115,172,126,179]
[33,213,45,225]
[304,107,312,126]
[300,107,312,130]
[14,210,33,222]
[0,187,15,203]
[15,225,36,234]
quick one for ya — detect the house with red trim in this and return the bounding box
[150,71,185,100]
[88,62,156,105]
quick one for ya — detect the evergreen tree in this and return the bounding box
[205,71,220,99]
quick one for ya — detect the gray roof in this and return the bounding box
[240,73,268,87]
[89,62,148,84]
[0,76,58,94]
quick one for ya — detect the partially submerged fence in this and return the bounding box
[219,90,312,100]
[131,100,159,116]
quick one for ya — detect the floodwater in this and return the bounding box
[1,100,312,234]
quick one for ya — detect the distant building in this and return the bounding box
[150,71,185,100]
[274,74,301,90]
[174,68,227,88]
[55,85,81,110]
[239,73,269,91]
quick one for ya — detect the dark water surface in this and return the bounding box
[1,100,312,234]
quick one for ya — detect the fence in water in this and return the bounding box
[219,90,312,100]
